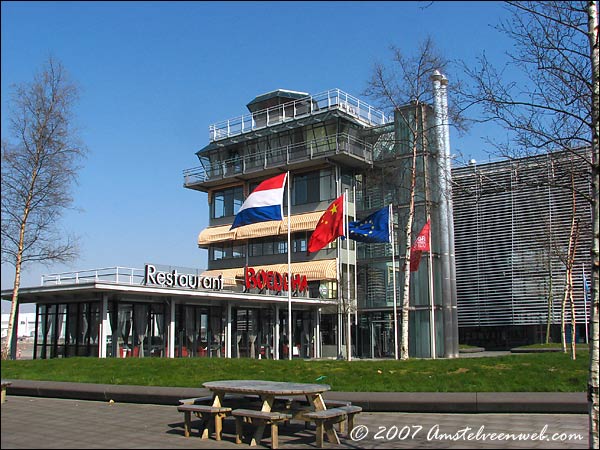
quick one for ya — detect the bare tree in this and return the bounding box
[1,58,86,360]
[558,174,580,358]
[364,37,462,359]
[458,1,598,446]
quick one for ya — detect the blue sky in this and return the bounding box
[1,1,513,312]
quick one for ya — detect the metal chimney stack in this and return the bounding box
[431,70,459,358]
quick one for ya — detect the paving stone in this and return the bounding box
[1,396,589,449]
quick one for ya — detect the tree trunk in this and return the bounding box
[586,2,599,447]
[562,176,579,355]
[2,191,31,360]
[546,271,553,344]
[569,268,576,360]
[561,271,568,353]
[399,105,419,360]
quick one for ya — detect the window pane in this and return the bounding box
[263,241,274,256]
[233,244,245,258]
[293,174,308,205]
[251,242,263,257]
[233,187,244,215]
[213,192,225,218]
[320,169,334,201]
[212,186,244,218]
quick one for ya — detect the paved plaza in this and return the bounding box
[1,395,588,449]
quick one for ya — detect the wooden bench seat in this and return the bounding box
[323,399,352,408]
[335,405,362,434]
[290,399,353,432]
[232,408,292,449]
[178,393,261,406]
[177,404,232,440]
[302,406,361,447]
[177,395,213,405]
[290,398,352,409]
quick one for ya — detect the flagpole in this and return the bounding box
[427,216,436,359]
[345,189,351,361]
[353,185,358,337]
[286,171,292,360]
[390,204,399,360]
[335,174,342,359]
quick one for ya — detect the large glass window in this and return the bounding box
[293,233,308,253]
[306,123,337,156]
[175,305,223,358]
[292,169,334,206]
[211,186,244,218]
[210,243,246,261]
[35,301,100,359]
[250,241,263,257]
[247,234,303,257]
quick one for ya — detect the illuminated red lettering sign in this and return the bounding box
[245,267,308,293]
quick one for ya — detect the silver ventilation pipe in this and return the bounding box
[440,75,459,358]
[431,70,456,358]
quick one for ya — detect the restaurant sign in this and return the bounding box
[245,267,308,293]
[144,264,223,290]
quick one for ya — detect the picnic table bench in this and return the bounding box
[176,403,232,440]
[232,408,292,449]
[302,405,362,447]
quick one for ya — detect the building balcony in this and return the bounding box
[184,133,375,190]
[207,88,391,142]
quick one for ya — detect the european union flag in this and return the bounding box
[348,205,391,243]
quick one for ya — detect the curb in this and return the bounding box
[4,380,588,414]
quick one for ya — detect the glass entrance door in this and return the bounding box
[371,319,394,358]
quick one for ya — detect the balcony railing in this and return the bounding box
[41,267,146,286]
[184,133,373,186]
[208,88,391,142]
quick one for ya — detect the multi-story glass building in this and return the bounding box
[183,88,402,360]
[184,85,458,360]
[2,86,591,359]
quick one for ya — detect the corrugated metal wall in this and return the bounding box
[452,150,592,327]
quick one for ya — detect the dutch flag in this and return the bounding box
[230,172,288,230]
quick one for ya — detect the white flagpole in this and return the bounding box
[353,185,358,332]
[287,171,292,360]
[427,218,436,359]
[345,189,351,361]
[390,204,399,360]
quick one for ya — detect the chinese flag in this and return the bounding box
[307,194,345,253]
[409,220,430,272]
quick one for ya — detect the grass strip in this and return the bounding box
[1,351,589,392]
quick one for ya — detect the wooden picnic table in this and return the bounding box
[203,379,339,446]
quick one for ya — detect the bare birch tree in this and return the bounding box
[364,37,463,359]
[559,192,580,358]
[1,58,86,360]
[458,1,598,446]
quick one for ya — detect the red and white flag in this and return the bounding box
[409,220,430,272]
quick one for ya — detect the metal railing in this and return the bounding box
[184,133,373,186]
[41,267,146,286]
[208,88,391,142]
